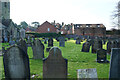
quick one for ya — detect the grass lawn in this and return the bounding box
[1,39,111,78]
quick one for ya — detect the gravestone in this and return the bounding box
[3,46,30,79]
[109,48,120,79]
[76,37,81,44]
[96,49,109,63]
[92,39,102,53]
[111,40,118,48]
[81,42,91,52]
[43,47,68,78]
[44,39,47,44]
[77,68,98,79]
[32,39,45,59]
[20,28,26,39]
[17,39,28,54]
[27,36,31,47]
[48,38,53,47]
[58,36,66,47]
[107,41,112,54]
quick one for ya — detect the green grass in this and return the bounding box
[1,39,110,78]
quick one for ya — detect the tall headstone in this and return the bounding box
[77,68,98,79]
[48,38,53,47]
[32,39,45,59]
[3,46,30,79]
[81,42,91,52]
[43,47,68,78]
[109,48,120,79]
[96,49,109,63]
[107,41,112,54]
[20,28,26,39]
[92,39,102,53]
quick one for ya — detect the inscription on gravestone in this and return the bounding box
[43,47,68,78]
[96,49,109,63]
[3,46,30,79]
[77,68,98,79]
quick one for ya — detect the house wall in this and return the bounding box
[36,21,57,33]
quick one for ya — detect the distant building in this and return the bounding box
[74,24,106,37]
[35,21,57,33]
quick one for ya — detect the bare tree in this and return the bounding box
[112,1,120,30]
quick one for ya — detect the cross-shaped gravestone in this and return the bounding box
[3,46,30,79]
[43,47,68,78]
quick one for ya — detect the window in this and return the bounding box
[48,28,50,31]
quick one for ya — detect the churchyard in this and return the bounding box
[0,38,114,79]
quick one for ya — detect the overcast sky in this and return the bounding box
[10,0,120,30]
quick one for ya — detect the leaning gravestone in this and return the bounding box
[3,46,30,79]
[96,49,109,63]
[77,68,98,79]
[92,39,102,53]
[17,39,28,54]
[48,38,53,47]
[109,48,120,79]
[32,39,45,59]
[43,47,68,78]
[81,42,91,52]
[58,36,66,47]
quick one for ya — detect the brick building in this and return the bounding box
[74,24,106,37]
[36,21,58,33]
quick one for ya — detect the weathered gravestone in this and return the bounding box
[111,40,118,48]
[81,42,91,52]
[20,28,26,39]
[76,37,81,44]
[109,48,120,79]
[96,49,109,63]
[48,38,53,47]
[32,39,45,59]
[107,41,112,54]
[43,47,68,78]
[92,39,102,53]
[3,46,30,79]
[17,39,28,54]
[27,36,31,47]
[58,36,66,47]
[77,68,98,79]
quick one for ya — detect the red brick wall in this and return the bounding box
[36,21,57,33]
